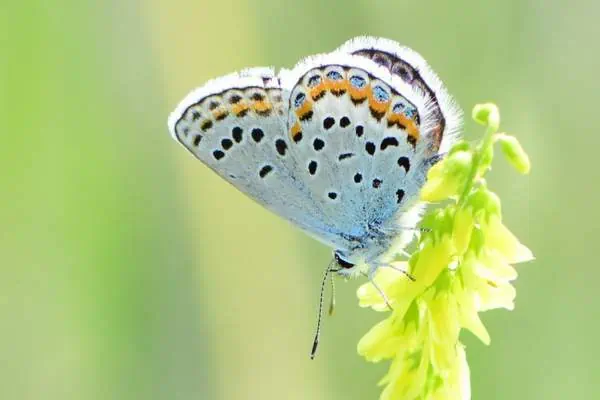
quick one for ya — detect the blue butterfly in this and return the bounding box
[168,36,462,356]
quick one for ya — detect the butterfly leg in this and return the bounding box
[398,249,411,258]
[379,263,416,281]
[368,271,394,311]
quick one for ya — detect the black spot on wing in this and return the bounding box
[313,138,325,151]
[323,117,335,130]
[251,128,264,142]
[355,125,364,137]
[396,189,405,203]
[221,138,233,150]
[259,165,273,178]
[365,142,376,155]
[381,137,399,150]
[229,95,242,104]
[398,156,410,172]
[275,139,287,156]
[232,127,243,142]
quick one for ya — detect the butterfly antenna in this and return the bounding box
[310,260,335,359]
[328,269,336,316]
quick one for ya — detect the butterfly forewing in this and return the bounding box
[169,69,360,246]
[169,68,336,237]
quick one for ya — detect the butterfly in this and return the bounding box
[168,36,462,356]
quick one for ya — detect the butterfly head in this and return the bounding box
[333,250,367,276]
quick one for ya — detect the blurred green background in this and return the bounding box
[2,0,598,399]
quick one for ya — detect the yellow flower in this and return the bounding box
[452,206,474,256]
[357,104,534,399]
[427,284,460,372]
[420,149,472,202]
[480,214,534,264]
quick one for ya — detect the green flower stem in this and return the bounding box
[459,104,499,205]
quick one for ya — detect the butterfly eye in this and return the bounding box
[350,75,366,88]
[373,85,390,102]
[294,92,306,108]
[326,70,343,81]
[307,75,321,88]
[334,252,354,269]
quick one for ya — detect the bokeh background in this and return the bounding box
[2,0,599,399]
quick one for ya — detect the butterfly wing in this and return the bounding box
[337,36,462,154]
[168,67,356,248]
[276,49,461,260]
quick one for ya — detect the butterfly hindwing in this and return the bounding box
[278,53,436,247]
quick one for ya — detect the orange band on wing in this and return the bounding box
[387,113,420,139]
[367,91,391,118]
[232,102,250,117]
[348,84,368,102]
[294,99,313,120]
[252,99,272,116]
[328,78,349,96]
[212,107,229,121]
[290,121,302,141]
[310,82,328,101]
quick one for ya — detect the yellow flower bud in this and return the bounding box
[446,151,473,177]
[496,133,531,174]
[481,215,534,263]
[358,318,402,362]
[472,103,500,131]
[456,257,492,345]
[412,236,454,288]
[467,187,501,218]
[428,290,460,371]
[421,151,473,202]
[478,279,517,311]
[453,206,474,255]
[357,264,419,313]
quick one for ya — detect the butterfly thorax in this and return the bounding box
[333,201,424,277]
